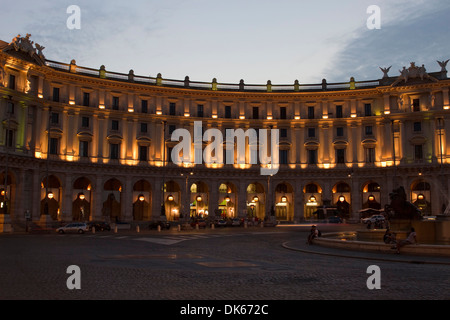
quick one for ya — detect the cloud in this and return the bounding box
[323,1,450,82]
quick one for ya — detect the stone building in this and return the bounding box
[1,34,450,225]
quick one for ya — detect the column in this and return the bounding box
[238,180,247,219]
[294,179,303,222]
[62,174,72,222]
[209,179,219,217]
[94,175,103,221]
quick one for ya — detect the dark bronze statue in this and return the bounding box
[388,186,422,220]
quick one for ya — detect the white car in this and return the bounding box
[362,215,385,224]
[56,222,89,234]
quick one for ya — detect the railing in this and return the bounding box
[44,59,381,93]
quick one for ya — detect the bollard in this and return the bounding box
[244,221,248,228]
[177,224,181,232]
[136,225,140,233]
[157,225,161,232]
[92,226,95,234]
[211,223,215,230]
[114,226,118,233]
[260,222,264,228]
[196,223,199,230]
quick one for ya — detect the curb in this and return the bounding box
[281,241,450,265]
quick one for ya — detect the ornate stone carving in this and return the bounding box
[379,66,391,78]
[391,62,438,86]
[4,33,45,63]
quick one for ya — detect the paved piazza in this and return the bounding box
[0,225,449,301]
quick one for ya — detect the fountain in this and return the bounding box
[357,186,450,244]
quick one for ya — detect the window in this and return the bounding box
[140,123,148,134]
[365,148,375,164]
[51,112,59,125]
[169,125,176,135]
[7,102,14,115]
[110,143,119,160]
[413,122,422,132]
[5,129,14,148]
[225,105,231,119]
[308,127,316,138]
[112,96,119,110]
[336,105,343,118]
[81,116,89,128]
[52,87,60,102]
[414,145,423,160]
[308,149,317,165]
[111,120,119,131]
[82,92,90,107]
[336,148,346,164]
[141,100,148,113]
[280,128,288,138]
[364,103,372,116]
[139,146,148,162]
[253,107,259,119]
[197,104,204,118]
[279,149,288,165]
[8,75,15,90]
[79,141,89,158]
[49,138,58,155]
[169,102,176,116]
[365,126,373,136]
[336,127,344,137]
[167,147,173,163]
[280,107,287,119]
[308,107,315,119]
[413,99,420,112]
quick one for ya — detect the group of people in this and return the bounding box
[384,227,418,254]
[307,224,418,254]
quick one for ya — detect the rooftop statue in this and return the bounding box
[437,59,449,73]
[4,33,45,62]
[379,66,391,78]
[391,62,438,86]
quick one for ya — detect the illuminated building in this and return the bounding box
[1,34,449,225]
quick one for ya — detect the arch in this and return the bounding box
[102,178,123,222]
[303,182,322,220]
[40,174,62,220]
[246,182,266,220]
[218,182,237,218]
[411,179,432,215]
[332,182,351,219]
[0,171,15,215]
[163,180,181,220]
[72,177,92,221]
[274,182,294,221]
[189,181,208,219]
[361,181,381,210]
[133,179,152,221]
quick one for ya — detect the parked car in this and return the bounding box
[191,219,207,228]
[87,221,111,231]
[362,214,385,224]
[56,223,89,234]
[149,221,171,230]
[214,219,228,227]
[231,218,242,227]
[327,216,343,223]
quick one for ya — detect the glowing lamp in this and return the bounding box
[196,195,202,202]
[281,196,287,203]
[167,195,174,202]
[139,195,145,202]
[79,194,85,200]
[339,196,345,202]
[48,192,54,199]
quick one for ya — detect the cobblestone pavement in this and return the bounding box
[0,225,449,300]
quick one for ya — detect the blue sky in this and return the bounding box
[1,0,450,84]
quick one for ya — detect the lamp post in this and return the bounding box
[161,120,167,217]
[3,96,12,215]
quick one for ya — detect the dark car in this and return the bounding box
[149,221,171,230]
[327,216,343,223]
[87,221,111,231]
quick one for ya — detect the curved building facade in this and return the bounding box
[1,34,450,225]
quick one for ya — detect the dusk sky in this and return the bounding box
[1,0,450,84]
